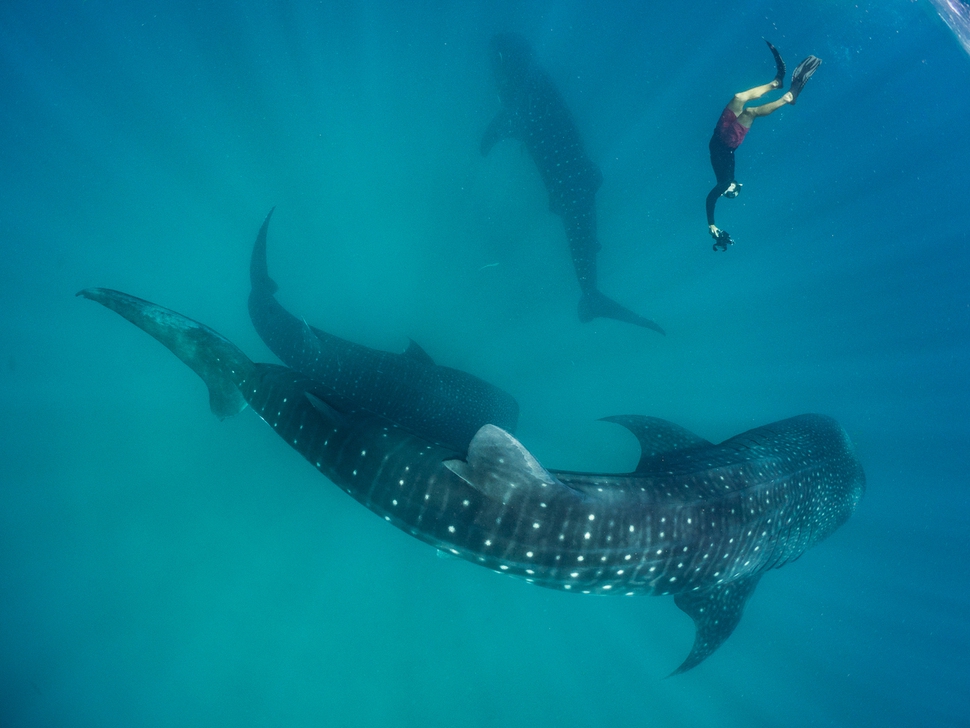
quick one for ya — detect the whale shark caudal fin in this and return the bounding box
[670,574,763,676]
[444,424,578,505]
[250,207,279,294]
[601,416,712,471]
[77,288,253,420]
[578,290,665,335]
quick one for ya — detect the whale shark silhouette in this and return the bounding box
[482,33,664,335]
[79,288,864,674]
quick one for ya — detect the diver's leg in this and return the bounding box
[727,42,785,113]
[737,92,792,126]
[727,81,780,114]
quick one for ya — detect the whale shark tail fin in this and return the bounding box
[668,573,763,676]
[250,207,279,295]
[77,288,252,420]
[578,290,666,336]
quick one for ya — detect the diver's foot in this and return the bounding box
[789,55,821,105]
[765,39,786,89]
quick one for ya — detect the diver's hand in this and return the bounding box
[710,226,734,252]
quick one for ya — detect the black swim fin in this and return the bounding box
[765,40,785,88]
[578,289,665,335]
[789,55,821,104]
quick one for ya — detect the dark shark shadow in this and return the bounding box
[248,209,519,453]
[482,33,664,335]
[80,289,864,675]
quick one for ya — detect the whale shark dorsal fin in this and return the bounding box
[444,425,559,505]
[669,574,763,676]
[601,416,711,472]
[403,339,434,366]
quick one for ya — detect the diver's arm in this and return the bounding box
[705,190,735,250]
[705,186,720,228]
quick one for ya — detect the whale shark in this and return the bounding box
[79,288,864,674]
[482,33,665,335]
[248,209,519,453]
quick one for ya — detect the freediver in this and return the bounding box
[706,41,821,251]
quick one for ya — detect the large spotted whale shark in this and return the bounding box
[79,288,864,674]
[482,33,665,335]
[248,209,518,453]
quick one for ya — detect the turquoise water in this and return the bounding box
[2,1,968,726]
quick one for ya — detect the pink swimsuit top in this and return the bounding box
[714,108,749,150]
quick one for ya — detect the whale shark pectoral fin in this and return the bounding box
[250,207,279,295]
[481,109,516,156]
[443,424,563,505]
[403,339,435,366]
[601,416,712,472]
[669,574,763,676]
[304,391,347,428]
[77,288,252,420]
[204,373,248,420]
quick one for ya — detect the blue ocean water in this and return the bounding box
[1,0,968,725]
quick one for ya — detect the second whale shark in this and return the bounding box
[248,209,519,453]
[80,288,864,674]
[482,33,665,335]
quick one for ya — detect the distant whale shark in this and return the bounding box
[248,209,519,453]
[80,287,864,674]
[482,33,664,335]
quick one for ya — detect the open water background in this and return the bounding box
[1,1,968,726]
